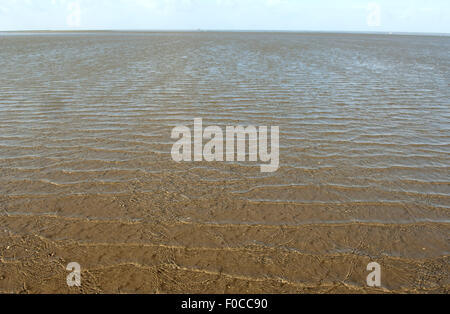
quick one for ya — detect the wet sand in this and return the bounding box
[0,32,449,293]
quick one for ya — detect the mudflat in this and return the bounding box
[0,32,448,293]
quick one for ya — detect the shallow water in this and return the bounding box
[0,32,449,293]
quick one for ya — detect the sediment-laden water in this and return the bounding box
[0,32,449,293]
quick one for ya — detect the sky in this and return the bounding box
[0,0,448,33]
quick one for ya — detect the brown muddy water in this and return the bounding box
[0,32,449,293]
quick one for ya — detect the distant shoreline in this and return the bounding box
[0,29,449,37]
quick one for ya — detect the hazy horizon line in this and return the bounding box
[1,29,449,36]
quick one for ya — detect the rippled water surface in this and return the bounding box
[0,32,449,293]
